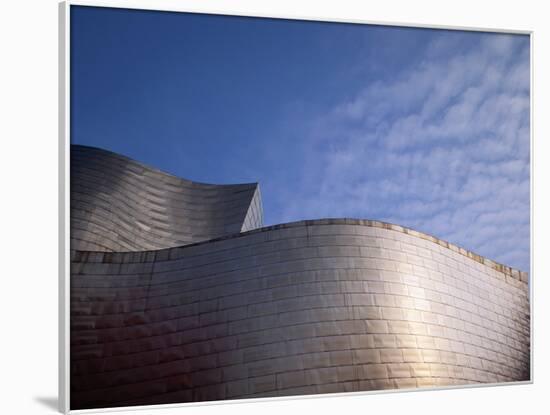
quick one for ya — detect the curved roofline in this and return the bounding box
[74,217,527,284]
[72,144,259,188]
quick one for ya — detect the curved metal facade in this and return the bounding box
[70,148,529,410]
[71,145,263,252]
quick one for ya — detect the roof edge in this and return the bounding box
[73,217,528,284]
[72,144,259,189]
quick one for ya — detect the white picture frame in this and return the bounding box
[58,1,535,414]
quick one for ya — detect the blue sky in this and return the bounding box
[71,6,530,272]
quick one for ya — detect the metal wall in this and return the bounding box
[70,145,263,252]
[70,220,530,410]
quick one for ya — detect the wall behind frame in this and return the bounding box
[1,0,548,414]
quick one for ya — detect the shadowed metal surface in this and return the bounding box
[70,219,529,410]
[70,145,263,252]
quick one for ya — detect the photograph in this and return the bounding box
[66,3,530,411]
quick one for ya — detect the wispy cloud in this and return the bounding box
[274,32,530,272]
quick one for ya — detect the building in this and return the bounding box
[70,145,530,410]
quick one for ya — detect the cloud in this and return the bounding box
[276,31,530,272]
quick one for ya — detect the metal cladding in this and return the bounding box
[71,145,263,252]
[70,148,530,410]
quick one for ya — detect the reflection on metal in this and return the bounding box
[70,146,530,410]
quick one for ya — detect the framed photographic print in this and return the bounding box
[59,1,532,413]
